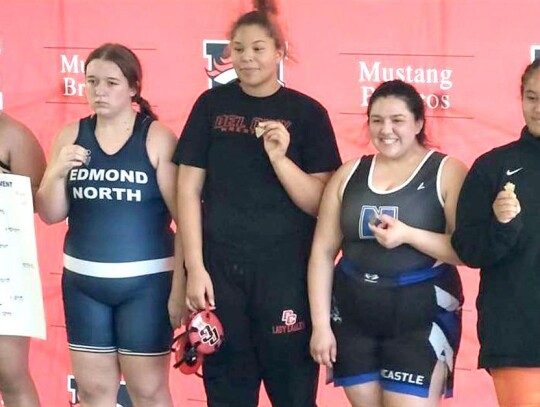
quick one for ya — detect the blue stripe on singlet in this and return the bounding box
[337,256,446,287]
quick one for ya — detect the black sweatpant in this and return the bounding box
[202,243,318,407]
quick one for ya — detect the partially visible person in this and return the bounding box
[0,111,45,407]
[173,1,342,405]
[36,43,179,407]
[0,112,45,190]
[452,59,540,407]
[309,80,467,407]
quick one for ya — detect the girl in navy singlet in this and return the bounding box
[36,44,180,407]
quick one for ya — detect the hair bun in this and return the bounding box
[254,0,278,15]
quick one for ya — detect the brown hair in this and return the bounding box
[85,43,157,119]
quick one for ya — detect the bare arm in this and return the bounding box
[35,122,87,224]
[308,162,352,329]
[274,158,333,215]
[3,117,46,198]
[308,161,354,368]
[169,226,187,328]
[178,164,215,311]
[272,158,332,216]
[406,157,467,264]
[146,121,187,327]
[260,120,334,216]
[147,121,179,222]
[178,165,205,271]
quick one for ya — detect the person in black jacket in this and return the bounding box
[452,59,540,407]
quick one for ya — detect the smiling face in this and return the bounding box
[522,68,540,137]
[368,96,424,159]
[230,24,283,97]
[85,59,136,118]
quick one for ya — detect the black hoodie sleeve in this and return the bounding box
[451,159,522,268]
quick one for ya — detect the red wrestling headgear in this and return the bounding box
[172,305,224,376]
[187,306,224,355]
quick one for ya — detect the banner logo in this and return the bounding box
[358,60,454,110]
[60,53,87,97]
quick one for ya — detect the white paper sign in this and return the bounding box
[0,173,46,339]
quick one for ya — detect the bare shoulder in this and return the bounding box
[325,158,361,199]
[0,113,46,183]
[442,156,468,180]
[0,113,44,166]
[338,158,361,176]
[0,113,38,148]
[147,120,177,151]
[440,156,468,204]
[335,158,361,185]
[444,156,468,173]
[53,121,80,150]
[148,120,176,140]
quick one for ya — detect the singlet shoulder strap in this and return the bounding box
[341,155,373,198]
[135,114,155,142]
[422,150,446,173]
[74,115,97,145]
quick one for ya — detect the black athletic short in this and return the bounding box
[331,257,463,398]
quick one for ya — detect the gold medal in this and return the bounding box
[504,182,515,193]
[255,125,264,138]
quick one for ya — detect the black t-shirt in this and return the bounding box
[173,81,341,255]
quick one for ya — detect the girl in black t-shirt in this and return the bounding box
[172,1,341,406]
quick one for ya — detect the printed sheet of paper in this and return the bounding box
[0,173,46,339]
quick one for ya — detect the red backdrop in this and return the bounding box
[1,1,538,406]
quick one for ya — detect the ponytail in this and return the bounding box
[134,95,158,120]
[253,0,278,16]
